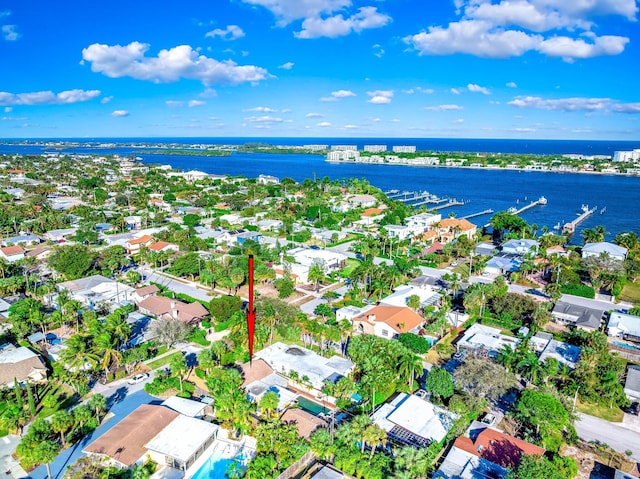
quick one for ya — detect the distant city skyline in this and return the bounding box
[1,0,639,139]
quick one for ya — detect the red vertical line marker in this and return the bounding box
[247,254,256,364]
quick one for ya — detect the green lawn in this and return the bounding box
[576,399,624,423]
[619,282,640,304]
[146,351,184,370]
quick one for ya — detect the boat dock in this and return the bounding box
[508,196,547,215]
[434,199,465,210]
[460,209,493,220]
[563,205,597,233]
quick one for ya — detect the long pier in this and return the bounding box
[563,205,597,233]
[460,209,493,220]
[508,196,547,215]
[434,199,465,210]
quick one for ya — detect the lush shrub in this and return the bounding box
[398,333,430,354]
[187,328,210,346]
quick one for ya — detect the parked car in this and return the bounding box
[525,288,549,298]
[624,402,639,415]
[127,373,149,385]
[481,412,496,425]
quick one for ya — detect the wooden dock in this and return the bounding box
[434,199,465,210]
[508,196,547,215]
[460,209,493,220]
[563,205,597,233]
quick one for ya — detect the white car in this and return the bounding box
[127,373,149,385]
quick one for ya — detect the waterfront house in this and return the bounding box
[371,392,458,447]
[607,311,640,343]
[0,245,25,263]
[257,174,279,184]
[434,218,477,244]
[623,365,640,402]
[501,239,539,255]
[582,242,628,261]
[352,305,425,339]
[405,212,441,233]
[346,194,377,208]
[0,343,48,387]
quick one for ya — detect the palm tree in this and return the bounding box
[363,424,387,462]
[51,410,74,445]
[59,334,100,374]
[308,263,325,292]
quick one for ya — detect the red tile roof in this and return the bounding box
[127,235,153,245]
[148,241,175,252]
[0,246,25,256]
[138,295,208,323]
[353,305,424,334]
[454,428,544,469]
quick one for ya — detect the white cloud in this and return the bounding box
[373,43,385,58]
[424,104,464,111]
[343,124,358,129]
[305,112,323,117]
[205,25,245,40]
[0,89,101,106]
[506,81,518,88]
[468,83,490,95]
[111,110,129,117]
[508,95,610,111]
[452,118,465,123]
[166,100,184,107]
[101,96,113,104]
[404,87,434,94]
[513,127,536,132]
[243,106,278,112]
[295,7,391,39]
[321,89,356,101]
[451,88,461,95]
[200,88,218,98]
[188,100,205,107]
[278,62,294,70]
[612,103,640,113]
[367,90,393,104]
[240,0,351,25]
[317,121,332,127]
[403,1,633,60]
[82,42,268,86]
[2,25,19,41]
[245,115,283,123]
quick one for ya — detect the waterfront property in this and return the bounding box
[582,242,628,261]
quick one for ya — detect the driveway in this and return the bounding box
[576,413,640,461]
[25,390,158,479]
[1,434,26,479]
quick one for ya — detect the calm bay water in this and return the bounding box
[2,137,639,242]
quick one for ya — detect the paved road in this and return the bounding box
[576,413,640,461]
[138,266,213,302]
[1,434,26,479]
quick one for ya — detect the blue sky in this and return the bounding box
[1,0,639,139]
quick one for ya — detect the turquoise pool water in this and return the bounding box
[190,450,245,479]
[297,396,330,416]
[613,341,640,351]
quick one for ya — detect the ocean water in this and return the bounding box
[1,138,639,242]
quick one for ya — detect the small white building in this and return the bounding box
[456,323,520,355]
[582,242,628,261]
[607,311,640,343]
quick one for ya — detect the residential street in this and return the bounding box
[576,413,640,461]
[137,266,213,302]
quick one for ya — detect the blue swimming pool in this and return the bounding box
[613,341,640,351]
[297,396,330,416]
[190,450,245,479]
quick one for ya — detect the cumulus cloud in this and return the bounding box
[372,44,385,58]
[506,81,518,88]
[367,90,393,104]
[295,7,391,39]
[188,100,205,107]
[101,96,113,104]
[166,100,184,107]
[82,42,268,86]
[343,124,358,129]
[0,89,101,106]
[244,106,278,112]
[245,115,283,123]
[2,25,19,41]
[612,103,640,113]
[403,0,634,60]
[317,121,331,127]
[424,104,464,111]
[508,96,610,111]
[241,0,351,25]
[205,25,245,40]
[451,88,461,95]
[305,112,323,117]
[278,62,294,69]
[320,89,356,101]
[111,110,129,117]
[468,83,490,94]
